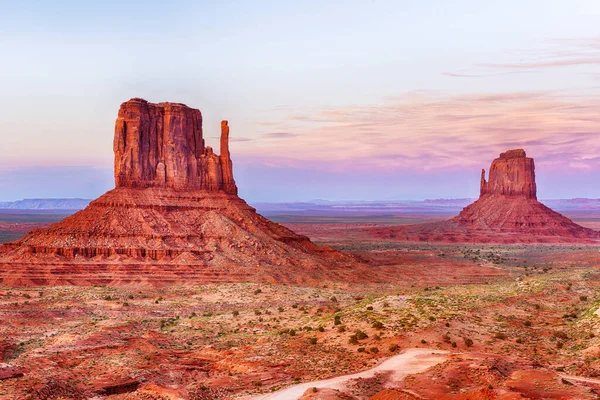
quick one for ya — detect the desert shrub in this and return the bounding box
[367,306,373,311]
[580,295,588,301]
[128,294,134,299]
[370,347,379,354]
[355,330,368,340]
[389,344,399,352]
[554,331,568,340]
[232,310,239,317]
[556,342,564,349]
[289,329,296,336]
[494,332,507,340]
[278,306,284,312]
[318,326,325,332]
[357,347,365,353]
[516,337,523,344]
[372,321,384,330]
[254,289,262,295]
[190,312,197,318]
[309,337,317,345]
[451,342,457,348]
[464,338,474,347]
[383,301,390,308]
[104,295,112,301]
[442,334,451,343]
[334,315,342,325]
[330,296,338,302]
[292,303,299,308]
[349,335,359,345]
[524,320,532,327]
[428,316,436,321]
[254,309,261,316]
[445,322,450,327]
[421,339,427,344]
[337,325,346,333]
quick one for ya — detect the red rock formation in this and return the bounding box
[479,149,536,199]
[368,149,599,243]
[114,98,237,194]
[0,98,360,287]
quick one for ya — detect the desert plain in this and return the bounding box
[1,208,600,399]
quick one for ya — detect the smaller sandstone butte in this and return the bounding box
[368,149,600,244]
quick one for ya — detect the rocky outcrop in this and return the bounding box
[367,149,599,243]
[480,149,537,199]
[114,98,236,194]
[0,98,359,287]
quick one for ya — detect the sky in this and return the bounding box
[0,0,599,202]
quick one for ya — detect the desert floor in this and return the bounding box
[1,212,600,399]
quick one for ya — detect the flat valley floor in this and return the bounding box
[1,211,600,399]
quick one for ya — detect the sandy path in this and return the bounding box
[560,374,600,385]
[246,348,448,400]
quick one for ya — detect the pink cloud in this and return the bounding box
[478,57,600,69]
[245,90,600,173]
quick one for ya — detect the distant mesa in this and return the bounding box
[369,149,600,243]
[0,98,363,287]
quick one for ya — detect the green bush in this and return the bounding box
[372,321,385,330]
[355,330,368,340]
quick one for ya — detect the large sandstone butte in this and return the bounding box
[0,99,364,287]
[369,149,600,243]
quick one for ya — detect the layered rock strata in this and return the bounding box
[0,99,361,286]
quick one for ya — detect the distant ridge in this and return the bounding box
[0,198,91,210]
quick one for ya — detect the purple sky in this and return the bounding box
[1,1,599,202]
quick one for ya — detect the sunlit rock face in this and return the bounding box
[114,98,237,194]
[479,149,536,200]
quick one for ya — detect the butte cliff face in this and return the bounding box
[0,99,365,287]
[479,149,536,199]
[114,98,236,194]
[369,149,599,243]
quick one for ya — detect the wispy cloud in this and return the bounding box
[262,132,300,139]
[478,57,600,69]
[245,89,600,172]
[444,36,600,76]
